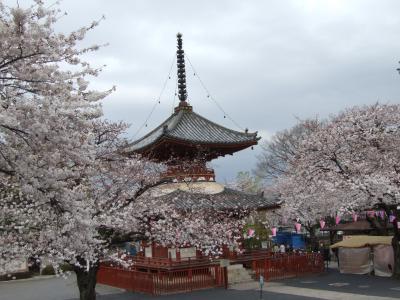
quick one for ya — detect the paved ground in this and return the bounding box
[1,267,400,300]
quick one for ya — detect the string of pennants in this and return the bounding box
[245,210,398,239]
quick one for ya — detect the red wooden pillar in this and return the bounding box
[252,260,258,278]
[214,265,219,285]
[223,266,228,289]
[265,258,270,281]
[188,268,193,291]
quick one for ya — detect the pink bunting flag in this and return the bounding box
[335,215,341,225]
[379,211,385,219]
[295,222,301,233]
[389,215,396,223]
[319,220,326,229]
[367,211,375,218]
[271,227,277,237]
[352,213,358,222]
[248,228,255,238]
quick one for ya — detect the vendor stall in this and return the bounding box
[330,235,393,276]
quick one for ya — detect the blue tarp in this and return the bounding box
[272,232,305,249]
[124,242,137,255]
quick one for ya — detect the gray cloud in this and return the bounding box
[8,0,400,181]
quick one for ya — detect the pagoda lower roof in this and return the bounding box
[125,107,259,154]
[142,182,280,211]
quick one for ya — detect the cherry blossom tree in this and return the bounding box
[274,103,400,276]
[229,171,263,194]
[0,2,249,299]
[254,119,320,182]
[255,120,323,246]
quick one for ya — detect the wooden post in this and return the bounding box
[223,266,228,289]
[252,260,257,277]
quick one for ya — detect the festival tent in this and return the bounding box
[330,235,393,276]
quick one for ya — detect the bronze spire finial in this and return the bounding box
[176,33,188,102]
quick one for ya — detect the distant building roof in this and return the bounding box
[321,220,393,232]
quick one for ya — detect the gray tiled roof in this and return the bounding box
[126,109,259,152]
[154,188,280,211]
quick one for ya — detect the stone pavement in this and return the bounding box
[1,268,400,300]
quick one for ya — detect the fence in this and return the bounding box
[97,264,225,295]
[126,255,217,269]
[252,252,324,281]
[97,266,154,294]
[97,252,323,295]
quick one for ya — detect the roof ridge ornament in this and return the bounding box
[174,33,192,113]
[176,33,188,104]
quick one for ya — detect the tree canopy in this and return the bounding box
[0,2,250,298]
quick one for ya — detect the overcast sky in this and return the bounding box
[10,0,400,182]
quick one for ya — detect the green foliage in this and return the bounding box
[41,265,55,275]
[60,263,73,272]
[242,221,270,249]
[40,263,73,275]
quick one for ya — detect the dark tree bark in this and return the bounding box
[73,260,99,300]
[390,208,400,279]
[392,233,400,279]
[374,203,400,278]
[305,222,319,251]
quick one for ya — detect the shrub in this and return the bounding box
[41,265,55,275]
[60,263,73,272]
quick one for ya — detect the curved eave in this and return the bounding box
[124,108,260,155]
[130,135,259,159]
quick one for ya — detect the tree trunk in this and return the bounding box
[392,232,400,278]
[391,209,400,278]
[306,223,318,251]
[73,262,99,300]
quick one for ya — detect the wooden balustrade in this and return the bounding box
[252,252,324,281]
[97,266,154,294]
[97,252,324,295]
[104,254,218,270]
[97,264,225,295]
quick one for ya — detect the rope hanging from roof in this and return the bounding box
[132,52,175,139]
[185,54,245,131]
[133,33,249,140]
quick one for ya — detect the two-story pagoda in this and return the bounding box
[124,33,279,259]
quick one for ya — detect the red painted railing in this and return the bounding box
[97,264,225,295]
[97,252,323,295]
[252,252,324,281]
[153,266,225,295]
[103,255,218,270]
[97,266,154,294]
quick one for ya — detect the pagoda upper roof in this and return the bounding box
[125,33,260,162]
[126,105,259,154]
